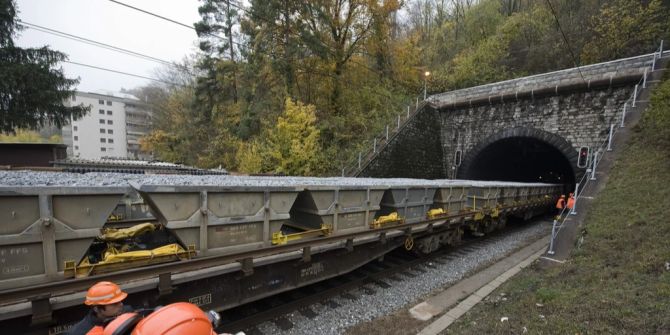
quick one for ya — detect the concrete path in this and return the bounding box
[411,237,548,335]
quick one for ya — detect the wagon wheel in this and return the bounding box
[404,236,414,251]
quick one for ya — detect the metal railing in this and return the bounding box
[548,40,665,255]
[341,91,431,177]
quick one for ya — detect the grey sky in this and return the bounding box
[15,0,202,93]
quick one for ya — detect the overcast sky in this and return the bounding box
[15,0,202,93]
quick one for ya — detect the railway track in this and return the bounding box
[217,217,550,334]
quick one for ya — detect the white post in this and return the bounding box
[548,219,558,255]
[652,55,657,70]
[416,97,419,109]
[358,152,361,169]
[341,168,345,177]
[407,105,410,117]
[632,84,638,107]
[397,115,400,129]
[424,78,427,100]
[571,183,579,215]
[590,151,598,181]
[373,138,377,153]
[661,39,664,56]
[607,124,614,151]
[385,125,389,140]
[620,102,627,128]
[643,68,648,88]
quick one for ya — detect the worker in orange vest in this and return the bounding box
[101,302,233,335]
[67,281,132,335]
[555,194,566,216]
[567,192,576,210]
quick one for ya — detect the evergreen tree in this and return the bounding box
[0,0,88,133]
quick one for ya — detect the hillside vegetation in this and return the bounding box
[447,74,670,334]
[131,0,670,175]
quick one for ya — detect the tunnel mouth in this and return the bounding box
[459,136,576,185]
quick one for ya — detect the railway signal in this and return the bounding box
[577,146,589,168]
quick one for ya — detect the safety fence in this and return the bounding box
[548,40,666,255]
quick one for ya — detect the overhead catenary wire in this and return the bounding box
[106,0,249,50]
[63,60,186,87]
[544,0,587,84]
[18,20,193,73]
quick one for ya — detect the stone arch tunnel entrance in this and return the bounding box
[457,128,577,186]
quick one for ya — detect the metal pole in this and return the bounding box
[385,125,389,140]
[373,138,377,153]
[397,115,400,129]
[652,55,656,70]
[571,183,579,215]
[661,39,664,56]
[643,68,648,88]
[548,219,558,255]
[632,84,638,107]
[358,152,361,169]
[607,124,614,151]
[590,151,598,181]
[424,78,427,100]
[620,102,627,128]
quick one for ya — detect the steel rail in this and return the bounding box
[0,201,551,304]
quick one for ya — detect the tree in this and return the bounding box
[0,0,88,133]
[582,0,670,63]
[235,98,321,175]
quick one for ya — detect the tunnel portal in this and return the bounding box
[458,131,577,186]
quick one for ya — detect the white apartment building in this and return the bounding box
[62,91,152,160]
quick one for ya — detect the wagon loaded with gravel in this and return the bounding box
[0,171,560,333]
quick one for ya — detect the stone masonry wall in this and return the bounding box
[359,106,444,179]
[440,86,634,175]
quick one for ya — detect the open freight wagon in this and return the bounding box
[0,176,560,335]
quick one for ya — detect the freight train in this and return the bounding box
[0,172,561,334]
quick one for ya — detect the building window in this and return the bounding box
[100,138,106,143]
[99,99,104,104]
[100,128,105,133]
[99,119,105,124]
[107,129,113,134]
[73,126,78,131]
[107,120,113,125]
[108,139,114,144]
[72,96,76,101]
[74,145,79,150]
[74,136,78,141]
[106,101,112,106]
[107,110,112,115]
[99,109,104,114]
[101,147,106,152]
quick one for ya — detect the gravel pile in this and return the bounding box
[0,170,555,188]
[252,221,551,335]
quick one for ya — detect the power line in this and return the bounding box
[106,0,249,50]
[545,0,587,84]
[19,20,192,73]
[63,60,185,87]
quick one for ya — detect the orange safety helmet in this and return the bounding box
[131,302,217,335]
[85,281,128,306]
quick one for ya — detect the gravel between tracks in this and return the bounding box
[253,221,551,335]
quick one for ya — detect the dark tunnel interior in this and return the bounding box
[461,137,575,185]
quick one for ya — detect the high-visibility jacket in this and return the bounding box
[555,198,565,209]
[86,326,103,335]
[566,196,575,209]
